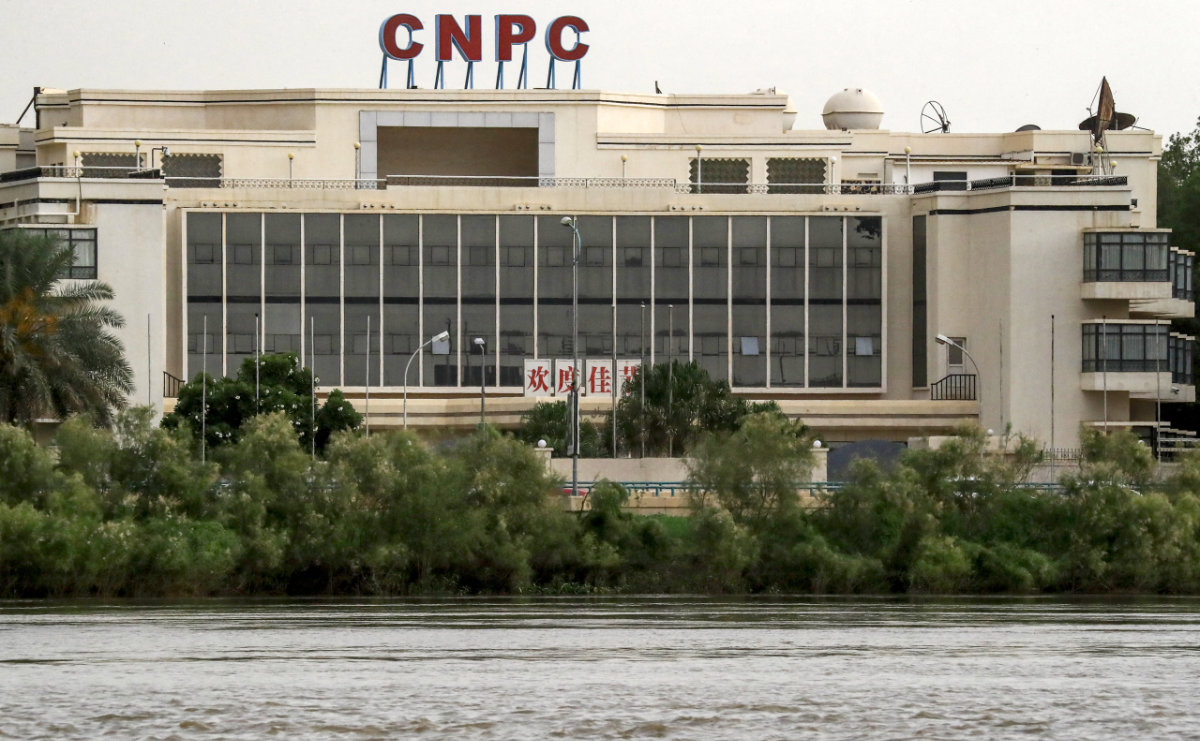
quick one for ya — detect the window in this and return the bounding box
[13,227,98,279]
[193,243,216,264]
[1172,250,1195,301]
[1082,323,1168,372]
[1083,232,1169,282]
[947,337,966,367]
[932,171,968,191]
[311,244,333,265]
[269,244,296,265]
[389,246,416,266]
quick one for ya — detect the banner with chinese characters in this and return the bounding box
[523,359,640,397]
[523,359,554,397]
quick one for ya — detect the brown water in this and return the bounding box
[1,597,1198,739]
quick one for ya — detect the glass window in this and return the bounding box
[731,217,766,386]
[771,216,806,387]
[693,216,728,381]
[499,216,534,385]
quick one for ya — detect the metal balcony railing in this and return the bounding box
[931,373,977,401]
[3,166,1131,195]
[163,371,185,399]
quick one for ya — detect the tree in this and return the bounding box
[1159,118,1200,431]
[1159,117,1200,256]
[163,352,360,453]
[614,360,786,456]
[687,412,815,527]
[0,230,133,426]
[514,400,604,457]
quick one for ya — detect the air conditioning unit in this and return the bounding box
[1069,152,1090,167]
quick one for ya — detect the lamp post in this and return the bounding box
[936,333,982,421]
[201,315,207,465]
[404,330,450,429]
[150,146,169,171]
[904,146,912,186]
[561,216,582,499]
[1156,325,1164,462]
[640,301,646,458]
[354,141,361,182]
[288,152,294,182]
[474,336,487,425]
[695,144,703,194]
[254,312,260,412]
[621,154,627,179]
[365,315,371,437]
[668,303,674,457]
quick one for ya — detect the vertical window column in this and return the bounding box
[655,216,690,374]
[185,212,223,380]
[615,216,652,372]
[499,215,534,386]
[770,216,806,387]
[382,214,419,386]
[847,216,883,387]
[732,217,767,387]
[263,213,302,359]
[808,216,844,387]
[422,215,458,386]
[578,216,615,361]
[536,214,574,361]
[461,215,497,388]
[344,214,381,388]
[224,213,262,377]
[305,214,341,386]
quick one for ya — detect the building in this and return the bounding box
[0,84,1193,450]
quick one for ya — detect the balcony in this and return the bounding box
[1081,230,1172,301]
[1080,322,1194,397]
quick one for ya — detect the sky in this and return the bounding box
[3,0,1199,139]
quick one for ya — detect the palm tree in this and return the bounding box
[0,229,133,426]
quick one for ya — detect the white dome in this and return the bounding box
[822,88,884,130]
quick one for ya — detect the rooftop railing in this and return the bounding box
[2,167,1130,194]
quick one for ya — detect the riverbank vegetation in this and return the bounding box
[3,411,1200,597]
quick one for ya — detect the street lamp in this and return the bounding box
[474,336,487,425]
[561,216,582,499]
[936,333,982,418]
[404,329,450,429]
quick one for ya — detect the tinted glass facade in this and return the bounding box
[184,212,884,389]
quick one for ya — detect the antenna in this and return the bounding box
[920,100,951,133]
[1078,77,1137,144]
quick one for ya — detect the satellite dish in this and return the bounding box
[1078,77,1137,143]
[1016,124,1041,132]
[921,100,951,133]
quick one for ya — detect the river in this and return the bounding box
[1,597,1198,739]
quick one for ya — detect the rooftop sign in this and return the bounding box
[379,14,589,90]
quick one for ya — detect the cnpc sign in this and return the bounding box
[378,14,589,90]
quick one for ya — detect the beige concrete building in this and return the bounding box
[0,85,1192,451]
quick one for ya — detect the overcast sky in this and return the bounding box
[4,0,1198,138]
